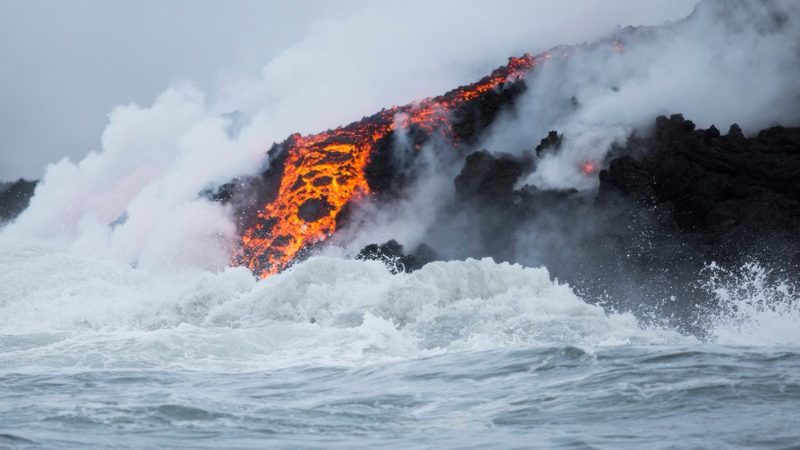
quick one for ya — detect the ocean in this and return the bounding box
[1,244,799,449]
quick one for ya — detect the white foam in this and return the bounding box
[701,262,800,347]
[0,243,689,371]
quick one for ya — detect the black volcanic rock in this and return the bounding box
[364,78,531,199]
[454,150,533,204]
[297,198,333,222]
[599,114,800,267]
[370,115,800,333]
[356,240,436,274]
[0,179,37,223]
[444,148,580,263]
[450,78,528,144]
[535,130,562,156]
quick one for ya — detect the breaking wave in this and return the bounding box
[0,242,695,371]
[2,240,797,374]
[700,262,800,347]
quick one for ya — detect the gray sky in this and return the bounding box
[0,0,370,180]
[0,0,697,181]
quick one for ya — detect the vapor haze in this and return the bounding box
[1,0,696,180]
[480,0,800,190]
[1,0,698,270]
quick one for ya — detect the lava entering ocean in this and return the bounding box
[237,53,553,278]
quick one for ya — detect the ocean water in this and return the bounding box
[1,244,799,449]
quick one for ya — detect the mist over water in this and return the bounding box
[2,0,800,448]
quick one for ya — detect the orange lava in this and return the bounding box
[581,161,599,175]
[238,53,549,278]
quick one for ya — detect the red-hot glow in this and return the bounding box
[237,53,556,278]
[582,161,598,175]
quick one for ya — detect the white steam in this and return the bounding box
[481,0,800,190]
[1,1,695,270]
[2,87,259,271]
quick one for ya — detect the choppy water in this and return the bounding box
[2,244,799,449]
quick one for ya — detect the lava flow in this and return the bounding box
[238,53,545,278]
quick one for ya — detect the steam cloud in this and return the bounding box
[5,0,797,279]
[483,0,800,190]
[339,0,800,261]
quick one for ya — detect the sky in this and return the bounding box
[0,0,698,181]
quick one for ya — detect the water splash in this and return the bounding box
[700,261,800,346]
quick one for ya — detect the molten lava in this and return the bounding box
[238,53,550,278]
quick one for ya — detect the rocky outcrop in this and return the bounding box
[454,150,533,204]
[0,179,37,224]
[599,114,800,268]
[359,115,800,331]
[356,240,437,274]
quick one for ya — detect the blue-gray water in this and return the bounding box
[2,246,799,449]
[2,346,800,449]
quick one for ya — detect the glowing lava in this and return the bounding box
[582,161,599,175]
[238,53,549,278]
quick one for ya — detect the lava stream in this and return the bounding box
[238,53,546,277]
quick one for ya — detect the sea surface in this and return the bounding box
[1,244,799,449]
